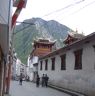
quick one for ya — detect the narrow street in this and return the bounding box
[10,81,71,96]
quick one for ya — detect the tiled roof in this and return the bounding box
[39,32,95,60]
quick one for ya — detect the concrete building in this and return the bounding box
[0,0,13,96]
[38,32,95,96]
[0,0,27,95]
[12,50,17,79]
[30,56,39,81]
[27,56,35,81]
[16,59,21,76]
[20,63,27,78]
[16,59,27,79]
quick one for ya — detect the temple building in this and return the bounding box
[32,39,56,57]
[38,31,95,96]
[63,31,84,45]
[27,38,55,81]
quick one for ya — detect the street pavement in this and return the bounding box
[10,81,71,96]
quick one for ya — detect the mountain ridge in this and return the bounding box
[13,18,73,64]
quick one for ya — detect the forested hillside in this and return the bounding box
[13,18,73,64]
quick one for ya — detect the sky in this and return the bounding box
[13,0,95,35]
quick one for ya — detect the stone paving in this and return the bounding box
[9,81,71,96]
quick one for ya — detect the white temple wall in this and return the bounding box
[38,39,95,96]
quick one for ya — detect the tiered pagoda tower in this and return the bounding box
[32,39,56,57]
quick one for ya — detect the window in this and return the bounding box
[45,59,48,70]
[60,54,66,70]
[93,45,95,51]
[74,49,83,70]
[40,61,43,70]
[51,57,55,70]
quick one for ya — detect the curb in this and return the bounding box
[48,84,87,96]
[4,94,11,96]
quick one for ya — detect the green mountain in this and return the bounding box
[13,18,73,64]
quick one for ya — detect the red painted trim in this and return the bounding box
[11,0,25,28]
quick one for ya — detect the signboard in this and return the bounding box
[13,0,27,8]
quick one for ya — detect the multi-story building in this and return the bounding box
[0,0,27,95]
[0,0,13,95]
[26,56,34,81]
[16,59,21,77]
[20,63,27,78]
[16,59,26,79]
[11,50,17,79]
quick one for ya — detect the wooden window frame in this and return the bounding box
[93,45,95,51]
[45,59,48,70]
[51,57,55,70]
[60,54,66,70]
[40,61,43,70]
[74,49,83,70]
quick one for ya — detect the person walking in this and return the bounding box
[41,74,45,87]
[44,74,49,87]
[19,73,23,85]
[36,74,40,87]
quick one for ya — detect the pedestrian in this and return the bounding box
[26,75,30,81]
[36,74,40,87]
[19,73,23,85]
[44,74,49,87]
[41,74,45,87]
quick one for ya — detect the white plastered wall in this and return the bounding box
[38,39,95,96]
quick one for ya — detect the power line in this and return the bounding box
[63,0,95,19]
[50,0,95,21]
[13,21,34,56]
[71,0,95,15]
[42,0,85,17]
[13,24,31,35]
[13,22,35,35]
[17,40,32,57]
[16,21,35,25]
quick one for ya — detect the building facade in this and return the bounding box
[0,0,13,95]
[12,50,17,79]
[20,63,27,78]
[28,39,55,81]
[27,56,38,81]
[38,32,95,96]
[16,59,21,76]
[0,0,27,95]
